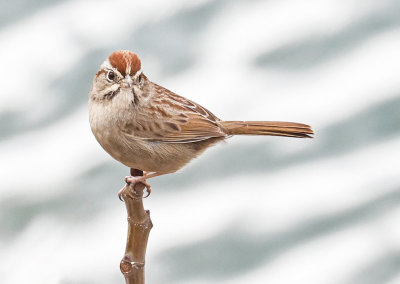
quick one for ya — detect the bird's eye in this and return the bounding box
[107,70,115,81]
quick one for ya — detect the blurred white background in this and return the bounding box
[1,0,400,283]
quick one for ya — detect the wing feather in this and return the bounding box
[122,84,227,143]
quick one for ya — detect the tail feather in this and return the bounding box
[220,121,314,138]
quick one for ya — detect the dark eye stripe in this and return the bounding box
[132,89,139,105]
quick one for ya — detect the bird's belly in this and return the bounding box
[91,114,224,173]
[95,132,195,173]
[118,137,224,173]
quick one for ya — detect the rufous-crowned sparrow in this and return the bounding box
[89,50,313,196]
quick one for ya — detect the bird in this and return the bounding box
[89,50,313,197]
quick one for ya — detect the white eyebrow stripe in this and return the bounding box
[101,60,123,78]
[132,69,142,79]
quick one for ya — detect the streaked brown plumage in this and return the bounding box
[89,50,313,194]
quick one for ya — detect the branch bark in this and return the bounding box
[119,169,153,284]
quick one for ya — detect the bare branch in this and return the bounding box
[119,170,153,284]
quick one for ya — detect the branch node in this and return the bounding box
[120,260,145,274]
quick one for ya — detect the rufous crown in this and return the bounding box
[108,50,141,76]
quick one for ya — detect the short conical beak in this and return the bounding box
[122,75,133,88]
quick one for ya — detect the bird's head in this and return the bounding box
[89,50,146,103]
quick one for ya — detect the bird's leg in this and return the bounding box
[129,172,164,181]
[118,169,146,201]
[125,172,164,197]
[118,169,164,201]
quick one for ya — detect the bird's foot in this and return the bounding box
[118,176,151,201]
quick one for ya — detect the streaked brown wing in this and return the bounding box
[122,84,227,143]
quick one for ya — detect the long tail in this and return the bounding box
[220,121,314,138]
